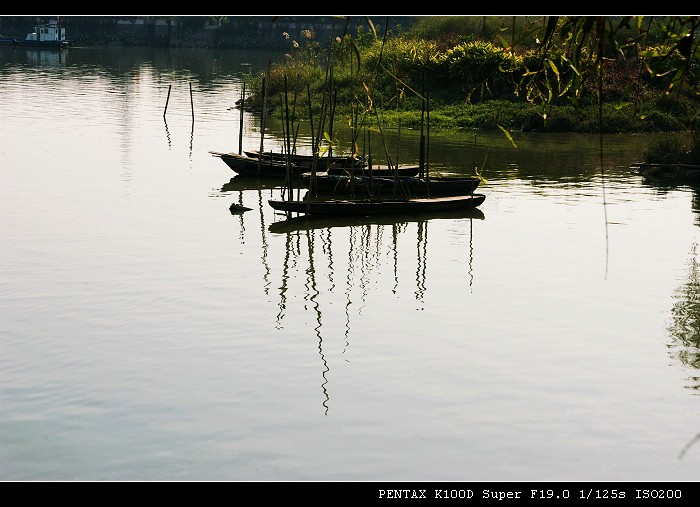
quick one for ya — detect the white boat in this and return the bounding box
[0,19,70,49]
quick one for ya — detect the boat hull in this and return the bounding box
[211,151,420,178]
[211,151,292,177]
[303,172,481,196]
[268,194,486,216]
[20,41,69,49]
[244,150,365,171]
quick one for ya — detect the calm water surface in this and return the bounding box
[2,46,700,482]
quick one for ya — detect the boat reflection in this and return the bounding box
[268,207,485,234]
[25,48,66,66]
[220,175,304,193]
[270,207,484,414]
[0,47,67,66]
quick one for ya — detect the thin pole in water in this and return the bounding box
[258,59,271,177]
[238,83,245,155]
[426,89,430,180]
[163,84,171,118]
[284,75,293,202]
[189,82,194,123]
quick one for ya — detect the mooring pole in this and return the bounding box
[189,82,194,123]
[163,85,171,118]
[238,83,245,155]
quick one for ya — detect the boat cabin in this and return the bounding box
[25,21,66,42]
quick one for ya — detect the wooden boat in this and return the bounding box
[303,171,481,197]
[333,165,422,177]
[268,193,486,216]
[210,151,298,178]
[211,151,421,178]
[269,206,485,233]
[244,149,366,171]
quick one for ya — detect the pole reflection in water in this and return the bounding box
[268,208,485,413]
[302,229,330,414]
[238,192,247,242]
[416,221,427,303]
[163,118,171,149]
[467,211,476,291]
[189,120,194,160]
[256,192,272,295]
[274,222,330,411]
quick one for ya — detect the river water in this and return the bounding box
[2,45,700,484]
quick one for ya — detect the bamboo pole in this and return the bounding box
[257,59,271,177]
[189,82,194,123]
[306,84,317,199]
[426,90,430,181]
[163,84,171,118]
[419,91,425,178]
[284,75,293,202]
[238,83,245,155]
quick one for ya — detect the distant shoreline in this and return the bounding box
[0,16,417,51]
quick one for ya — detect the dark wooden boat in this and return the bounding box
[337,166,422,177]
[303,172,481,197]
[268,193,486,216]
[211,151,298,177]
[244,149,366,171]
[211,151,421,178]
[269,206,485,233]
